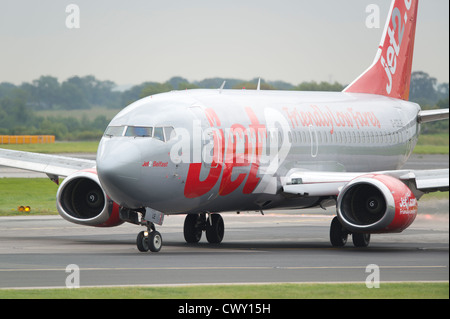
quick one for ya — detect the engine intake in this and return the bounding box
[56,169,123,227]
[337,174,417,233]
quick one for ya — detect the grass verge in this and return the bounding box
[0,282,448,299]
[0,141,99,154]
[0,178,59,215]
[414,134,449,154]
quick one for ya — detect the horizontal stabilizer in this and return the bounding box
[417,109,449,123]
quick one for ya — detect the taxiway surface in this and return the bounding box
[0,206,448,289]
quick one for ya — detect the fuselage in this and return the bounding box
[96,89,421,214]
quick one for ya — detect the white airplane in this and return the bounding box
[1,0,448,253]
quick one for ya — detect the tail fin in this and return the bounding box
[343,0,419,101]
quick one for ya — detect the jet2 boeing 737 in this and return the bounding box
[1,0,448,252]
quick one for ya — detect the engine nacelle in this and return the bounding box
[56,169,123,227]
[337,174,417,233]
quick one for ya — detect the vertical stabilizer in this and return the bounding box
[344,0,419,101]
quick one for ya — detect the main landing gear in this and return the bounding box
[183,213,225,244]
[329,216,371,248]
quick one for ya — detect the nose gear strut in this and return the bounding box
[137,220,162,253]
[119,207,163,253]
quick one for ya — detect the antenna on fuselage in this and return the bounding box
[218,81,226,94]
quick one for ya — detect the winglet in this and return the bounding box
[344,0,419,101]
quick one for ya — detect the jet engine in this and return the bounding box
[337,174,418,233]
[56,169,123,227]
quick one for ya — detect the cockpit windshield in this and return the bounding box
[125,126,153,137]
[104,125,174,142]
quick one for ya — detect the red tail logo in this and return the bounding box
[344,0,418,101]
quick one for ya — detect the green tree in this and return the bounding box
[409,71,439,105]
[31,76,61,109]
[139,82,173,98]
[295,81,344,91]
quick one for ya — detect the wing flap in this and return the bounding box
[0,148,95,178]
[410,169,449,191]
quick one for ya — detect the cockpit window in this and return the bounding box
[104,126,125,137]
[125,126,153,137]
[153,127,164,141]
[164,127,175,141]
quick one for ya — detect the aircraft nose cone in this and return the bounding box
[97,140,143,207]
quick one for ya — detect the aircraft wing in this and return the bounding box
[282,169,449,198]
[0,148,95,183]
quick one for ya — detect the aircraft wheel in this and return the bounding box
[330,216,348,247]
[206,214,225,244]
[148,231,163,252]
[352,233,371,248]
[184,214,204,243]
[137,231,149,252]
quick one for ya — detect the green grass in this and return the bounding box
[0,178,59,215]
[420,190,449,201]
[414,145,449,154]
[414,133,449,154]
[0,282,447,299]
[0,141,99,154]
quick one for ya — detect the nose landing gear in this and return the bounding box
[119,207,164,253]
[137,221,162,253]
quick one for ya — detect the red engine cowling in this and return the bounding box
[56,169,123,227]
[337,174,418,233]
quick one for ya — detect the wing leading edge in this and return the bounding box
[0,148,95,183]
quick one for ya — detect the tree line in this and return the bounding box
[0,72,448,140]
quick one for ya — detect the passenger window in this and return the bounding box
[154,127,165,142]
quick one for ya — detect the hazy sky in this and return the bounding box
[1,0,448,87]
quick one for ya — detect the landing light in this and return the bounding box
[18,206,31,213]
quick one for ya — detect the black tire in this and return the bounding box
[137,231,149,252]
[330,216,348,247]
[184,214,204,243]
[206,214,225,244]
[352,233,371,248]
[148,231,162,252]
